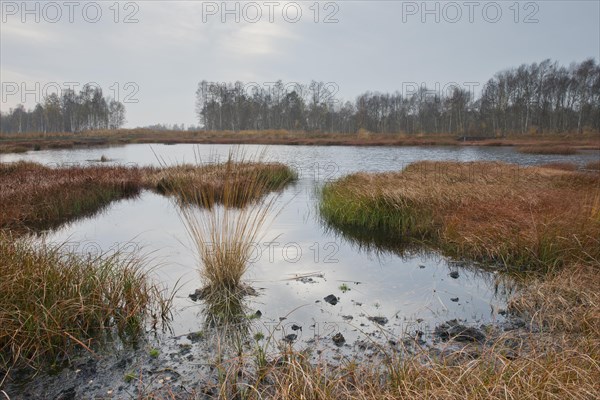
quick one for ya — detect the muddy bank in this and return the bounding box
[2,310,531,399]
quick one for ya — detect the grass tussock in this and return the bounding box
[320,161,600,271]
[517,145,578,155]
[0,234,172,373]
[0,162,142,233]
[162,151,295,322]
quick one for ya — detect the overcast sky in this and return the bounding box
[1,0,599,127]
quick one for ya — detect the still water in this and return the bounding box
[3,144,598,342]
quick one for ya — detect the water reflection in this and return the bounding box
[195,286,253,341]
[320,221,427,259]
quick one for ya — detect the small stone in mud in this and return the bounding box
[324,294,339,305]
[450,297,459,302]
[179,344,192,355]
[186,331,204,343]
[291,324,302,331]
[332,333,345,346]
[434,320,485,342]
[279,317,287,321]
[419,264,426,269]
[255,310,262,318]
[449,271,460,279]
[342,315,353,321]
[283,334,297,343]
[368,316,389,325]
[188,288,204,302]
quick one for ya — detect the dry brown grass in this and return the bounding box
[312,161,600,398]
[0,160,295,234]
[585,160,600,170]
[320,161,600,271]
[147,161,295,208]
[0,145,28,154]
[517,145,578,155]
[240,338,599,399]
[539,162,578,171]
[2,130,599,153]
[509,264,599,335]
[0,162,143,233]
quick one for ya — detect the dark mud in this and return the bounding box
[2,307,529,399]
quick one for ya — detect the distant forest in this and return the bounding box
[0,85,126,134]
[196,59,599,135]
[2,59,598,136]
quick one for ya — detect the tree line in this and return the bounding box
[0,85,126,134]
[196,59,599,135]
